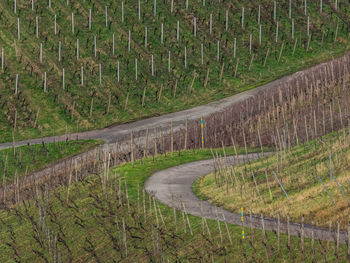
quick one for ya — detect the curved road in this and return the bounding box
[145,154,348,243]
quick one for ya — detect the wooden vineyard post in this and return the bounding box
[173,79,178,98]
[184,119,188,150]
[189,71,196,93]
[234,58,239,77]
[277,213,280,251]
[287,215,291,249]
[107,93,111,115]
[219,62,224,82]
[261,213,266,242]
[248,54,254,72]
[142,85,147,107]
[222,213,232,245]
[144,128,149,158]
[327,220,332,254]
[12,130,15,157]
[231,136,238,157]
[14,109,17,130]
[301,215,304,258]
[130,130,134,165]
[336,219,340,256]
[278,43,284,62]
[89,98,93,117]
[34,107,40,128]
[292,38,298,56]
[216,209,223,244]
[201,116,204,149]
[312,218,315,259]
[154,126,158,156]
[263,48,270,67]
[170,122,174,153]
[204,67,210,87]
[124,92,129,110]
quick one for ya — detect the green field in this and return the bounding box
[1,147,347,262]
[0,0,349,142]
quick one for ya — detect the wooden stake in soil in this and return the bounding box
[1,48,4,70]
[287,215,291,248]
[204,67,210,87]
[278,43,284,62]
[122,2,124,23]
[170,122,174,153]
[277,213,280,251]
[261,213,266,242]
[336,219,340,256]
[89,97,93,117]
[301,215,304,257]
[182,202,193,235]
[184,119,188,150]
[89,9,92,30]
[122,217,127,256]
[222,213,232,245]
[71,13,74,34]
[327,220,332,254]
[234,58,239,78]
[130,130,134,165]
[292,38,298,56]
[34,107,40,128]
[154,126,158,156]
[17,18,20,40]
[263,48,270,67]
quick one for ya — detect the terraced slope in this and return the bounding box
[0,0,349,142]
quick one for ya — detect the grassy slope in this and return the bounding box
[0,0,350,142]
[0,139,101,183]
[0,147,347,262]
[194,129,350,228]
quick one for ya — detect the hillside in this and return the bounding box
[1,0,350,142]
[195,128,350,229]
[1,149,347,262]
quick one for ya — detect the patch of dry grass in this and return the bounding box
[194,129,350,228]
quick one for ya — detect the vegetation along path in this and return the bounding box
[145,154,348,244]
[0,52,349,150]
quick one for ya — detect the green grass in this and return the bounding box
[0,139,102,184]
[194,128,350,229]
[1,0,350,142]
[0,146,348,262]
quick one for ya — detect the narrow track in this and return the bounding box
[145,154,347,243]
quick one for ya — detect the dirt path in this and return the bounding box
[145,154,347,243]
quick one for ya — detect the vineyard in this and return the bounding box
[195,128,350,229]
[2,0,350,261]
[0,0,350,142]
[1,150,349,262]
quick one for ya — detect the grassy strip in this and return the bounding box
[0,139,102,183]
[0,146,348,262]
[194,129,350,228]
